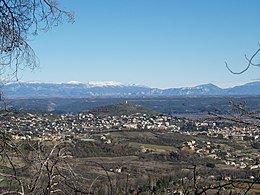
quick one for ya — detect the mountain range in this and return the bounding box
[2,81,260,98]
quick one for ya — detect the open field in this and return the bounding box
[128,142,178,152]
[0,129,259,194]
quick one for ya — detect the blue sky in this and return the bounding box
[22,0,260,88]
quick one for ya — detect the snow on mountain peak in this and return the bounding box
[88,81,127,87]
[66,81,83,84]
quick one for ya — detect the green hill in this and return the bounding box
[89,103,158,116]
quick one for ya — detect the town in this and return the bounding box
[0,103,259,194]
[3,108,259,140]
[1,103,259,172]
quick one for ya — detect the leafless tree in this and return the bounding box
[225,45,260,74]
[0,2,75,193]
[210,100,260,128]
[0,125,115,194]
[178,165,260,195]
[0,0,74,81]
[221,46,260,194]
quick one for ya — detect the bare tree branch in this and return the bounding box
[225,47,260,74]
[0,0,74,81]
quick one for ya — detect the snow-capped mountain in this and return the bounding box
[88,81,127,87]
[2,81,260,98]
[3,81,152,98]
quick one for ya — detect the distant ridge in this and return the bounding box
[2,81,260,98]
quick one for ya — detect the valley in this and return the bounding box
[2,96,260,115]
[0,103,259,194]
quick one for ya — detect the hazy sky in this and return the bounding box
[21,0,260,88]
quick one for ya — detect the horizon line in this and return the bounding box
[4,80,259,90]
